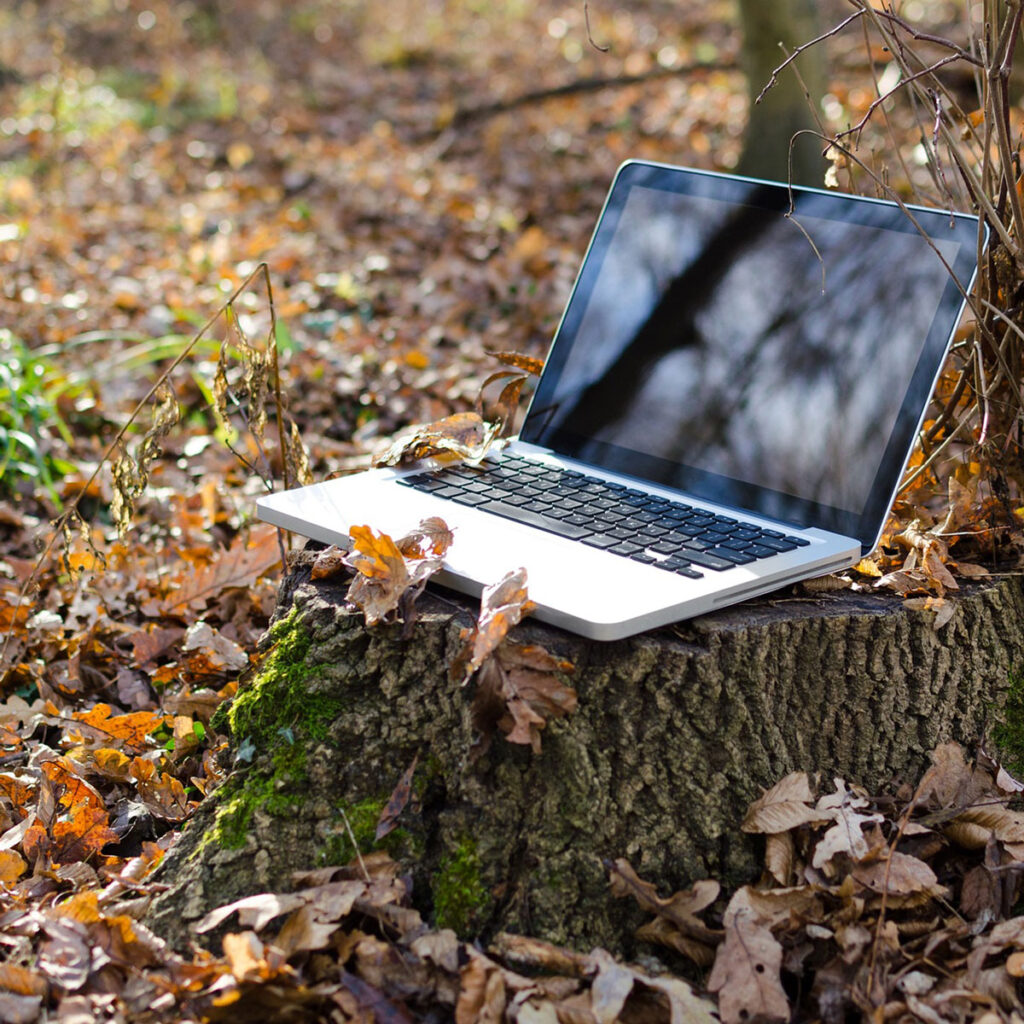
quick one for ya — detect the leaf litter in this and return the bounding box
[4,0,1024,1020]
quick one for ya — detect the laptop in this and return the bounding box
[257,160,982,641]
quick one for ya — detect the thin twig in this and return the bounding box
[583,1,609,53]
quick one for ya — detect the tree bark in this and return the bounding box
[146,549,1024,955]
[736,0,826,185]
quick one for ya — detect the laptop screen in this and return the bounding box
[520,162,982,548]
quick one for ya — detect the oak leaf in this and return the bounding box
[374,411,500,468]
[159,525,281,615]
[344,519,451,626]
[65,705,164,754]
[470,643,576,755]
[450,568,535,685]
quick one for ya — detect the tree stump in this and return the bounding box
[146,549,1024,954]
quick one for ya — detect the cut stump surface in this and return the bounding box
[146,550,1024,953]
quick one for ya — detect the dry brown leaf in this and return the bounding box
[375,755,419,842]
[160,526,281,615]
[222,931,268,983]
[708,906,789,1024]
[764,832,795,886]
[642,975,719,1024]
[903,595,956,629]
[344,519,449,626]
[851,851,942,896]
[310,545,349,581]
[812,803,884,870]
[0,992,42,1024]
[0,849,27,884]
[742,772,827,834]
[606,859,722,952]
[952,804,1024,843]
[195,892,308,934]
[0,964,48,998]
[587,948,636,1024]
[180,621,249,673]
[450,568,536,685]
[373,411,500,468]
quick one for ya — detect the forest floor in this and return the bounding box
[3,1,1022,1022]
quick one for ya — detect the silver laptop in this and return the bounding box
[257,161,982,640]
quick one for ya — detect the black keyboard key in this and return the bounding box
[451,492,491,506]
[757,536,799,553]
[581,534,619,549]
[731,528,763,541]
[563,513,596,527]
[609,542,643,556]
[664,562,704,579]
[709,547,756,564]
[721,538,754,551]
[649,540,683,555]
[699,530,730,545]
[788,535,811,546]
[479,500,589,539]
[681,538,715,552]
[687,516,716,529]
[629,550,659,564]
[682,550,736,571]
[745,543,779,559]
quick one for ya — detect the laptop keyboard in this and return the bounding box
[396,454,809,580]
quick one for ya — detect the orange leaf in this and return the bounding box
[160,525,281,614]
[0,850,27,885]
[66,705,164,753]
[0,963,47,997]
[49,804,118,864]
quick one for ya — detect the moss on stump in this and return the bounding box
[146,551,1024,954]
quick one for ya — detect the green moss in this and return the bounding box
[993,667,1024,778]
[317,795,423,866]
[227,609,344,747]
[431,837,490,935]
[205,743,310,851]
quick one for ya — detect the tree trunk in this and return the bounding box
[146,549,1024,954]
[736,0,826,185]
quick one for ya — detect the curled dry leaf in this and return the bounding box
[310,545,349,581]
[373,411,501,468]
[450,568,535,685]
[903,595,956,629]
[488,350,545,376]
[470,643,576,755]
[741,772,828,834]
[375,755,419,842]
[606,859,722,966]
[344,519,452,626]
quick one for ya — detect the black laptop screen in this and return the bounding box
[520,162,981,548]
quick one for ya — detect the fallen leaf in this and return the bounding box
[851,851,942,896]
[310,545,350,581]
[344,520,448,626]
[180,621,249,673]
[376,755,419,841]
[160,526,281,614]
[587,948,635,1024]
[742,772,827,834]
[373,411,500,468]
[708,906,789,1024]
[450,568,535,685]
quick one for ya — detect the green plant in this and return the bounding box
[0,330,76,499]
